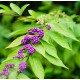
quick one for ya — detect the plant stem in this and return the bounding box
[0,13,21,17]
[26,55,30,62]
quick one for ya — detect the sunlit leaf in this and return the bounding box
[49,31,71,50]
[35,44,68,69]
[29,56,44,79]
[49,21,78,41]
[17,73,30,79]
[6,35,24,48]
[10,3,20,15]
[20,4,29,15]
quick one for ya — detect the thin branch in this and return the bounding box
[0,13,21,17]
[26,55,30,62]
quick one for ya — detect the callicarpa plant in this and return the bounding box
[0,3,79,79]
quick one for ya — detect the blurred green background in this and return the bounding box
[0,1,80,79]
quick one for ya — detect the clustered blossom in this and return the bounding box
[31,36,39,44]
[0,64,15,77]
[13,28,44,59]
[18,62,26,73]
[28,28,44,38]
[21,34,31,44]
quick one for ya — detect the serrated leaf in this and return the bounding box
[6,35,24,48]
[10,3,20,15]
[29,56,44,79]
[17,73,30,79]
[41,40,58,59]
[20,4,29,15]
[0,9,5,13]
[35,44,68,69]
[49,31,71,50]
[49,21,78,41]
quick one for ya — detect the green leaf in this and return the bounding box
[29,56,44,79]
[38,1,52,11]
[20,4,29,15]
[49,21,78,41]
[0,4,11,11]
[6,47,21,61]
[6,35,24,48]
[35,44,68,69]
[28,10,42,19]
[0,9,5,13]
[49,31,71,50]
[41,40,58,59]
[8,70,17,79]
[10,3,20,15]
[42,31,51,44]
[74,24,80,37]
[17,73,30,79]
[74,53,80,67]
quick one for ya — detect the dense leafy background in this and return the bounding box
[0,1,80,79]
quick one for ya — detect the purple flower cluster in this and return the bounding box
[31,36,39,44]
[18,62,26,73]
[0,64,15,77]
[28,28,44,38]
[21,34,31,44]
[13,28,44,59]
[0,27,45,78]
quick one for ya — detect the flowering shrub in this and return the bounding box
[0,3,79,79]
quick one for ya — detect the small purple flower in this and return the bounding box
[38,29,44,38]
[19,62,26,72]
[46,25,51,30]
[26,44,35,55]
[21,34,31,44]
[22,44,35,55]
[5,64,15,68]
[28,28,44,38]
[33,28,39,32]
[28,29,34,35]
[31,36,39,44]
[3,67,10,77]
[17,54,24,59]
[0,72,3,76]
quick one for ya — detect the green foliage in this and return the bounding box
[29,55,44,79]
[0,2,80,79]
[17,73,29,79]
[10,3,29,15]
[6,35,24,48]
